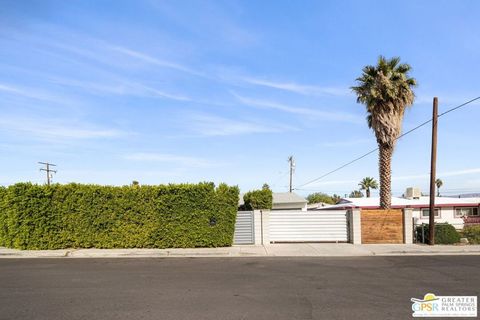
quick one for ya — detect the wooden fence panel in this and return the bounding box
[361,209,404,244]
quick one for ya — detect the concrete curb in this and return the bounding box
[1,244,480,258]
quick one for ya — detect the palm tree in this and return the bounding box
[358,177,378,198]
[349,190,364,198]
[435,178,443,197]
[352,56,416,209]
[332,194,341,204]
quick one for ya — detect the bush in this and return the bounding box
[463,225,480,244]
[416,223,461,244]
[0,182,239,250]
[306,192,336,205]
[243,188,273,210]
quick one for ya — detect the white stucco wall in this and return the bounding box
[412,207,469,229]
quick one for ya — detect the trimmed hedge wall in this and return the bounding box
[0,182,239,250]
[243,189,273,210]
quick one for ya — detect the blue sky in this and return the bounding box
[1,0,479,197]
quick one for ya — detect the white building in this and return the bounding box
[314,188,479,229]
[272,192,308,211]
[239,192,308,211]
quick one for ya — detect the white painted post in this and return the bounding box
[253,210,262,245]
[261,209,270,245]
[403,208,413,244]
[349,208,362,244]
[253,209,270,245]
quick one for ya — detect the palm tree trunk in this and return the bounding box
[379,145,393,209]
[366,189,371,198]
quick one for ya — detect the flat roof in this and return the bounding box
[320,196,480,210]
[238,192,307,206]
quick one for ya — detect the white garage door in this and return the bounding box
[269,210,348,242]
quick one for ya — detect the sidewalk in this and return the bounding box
[2,243,480,258]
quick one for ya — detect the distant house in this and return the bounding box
[314,188,480,229]
[239,192,308,211]
[307,202,336,210]
[272,192,308,211]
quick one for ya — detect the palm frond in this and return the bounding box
[352,55,416,146]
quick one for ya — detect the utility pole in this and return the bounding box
[428,97,438,245]
[288,156,295,193]
[39,162,57,186]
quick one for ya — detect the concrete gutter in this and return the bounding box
[1,244,480,258]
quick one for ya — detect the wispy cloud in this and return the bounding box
[242,77,350,96]
[0,83,71,104]
[414,94,480,106]
[304,179,358,187]
[147,0,259,48]
[0,117,127,140]
[232,92,362,124]
[48,77,190,101]
[304,168,480,188]
[320,138,373,148]
[189,114,293,136]
[393,168,480,181]
[109,46,205,77]
[12,28,207,81]
[124,152,214,167]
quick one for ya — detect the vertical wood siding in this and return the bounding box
[361,209,404,244]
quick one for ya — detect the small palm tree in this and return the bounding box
[358,177,378,198]
[332,194,341,204]
[352,56,416,209]
[349,190,364,198]
[435,178,443,197]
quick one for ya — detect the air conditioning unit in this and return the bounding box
[405,187,421,199]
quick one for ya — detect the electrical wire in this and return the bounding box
[295,96,480,189]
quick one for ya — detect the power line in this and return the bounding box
[296,96,480,189]
[438,96,480,117]
[271,170,289,188]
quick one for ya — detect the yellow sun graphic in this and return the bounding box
[423,293,438,301]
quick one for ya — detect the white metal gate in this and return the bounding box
[234,211,254,245]
[269,210,348,242]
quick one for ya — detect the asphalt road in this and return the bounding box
[0,256,479,320]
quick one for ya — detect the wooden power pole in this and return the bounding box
[288,156,295,193]
[39,162,57,186]
[428,97,438,245]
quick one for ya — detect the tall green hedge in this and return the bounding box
[0,182,239,250]
[243,189,273,210]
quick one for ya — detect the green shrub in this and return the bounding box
[463,225,480,244]
[243,188,273,210]
[306,192,336,205]
[0,182,239,250]
[416,223,461,244]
